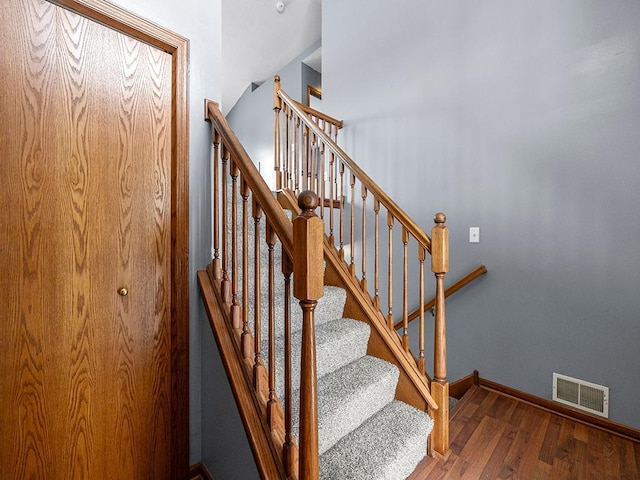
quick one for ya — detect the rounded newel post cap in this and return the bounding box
[274,75,280,83]
[434,212,447,225]
[298,190,319,212]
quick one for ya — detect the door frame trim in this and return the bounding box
[49,1,190,477]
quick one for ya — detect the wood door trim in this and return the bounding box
[48,1,190,477]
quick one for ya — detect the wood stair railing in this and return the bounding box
[201,100,324,479]
[394,265,488,330]
[274,77,452,458]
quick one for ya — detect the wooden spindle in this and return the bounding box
[266,220,278,429]
[302,124,309,191]
[328,152,335,245]
[221,146,231,303]
[241,177,252,359]
[387,212,394,329]
[309,133,322,194]
[373,198,380,309]
[273,75,282,190]
[361,185,368,293]
[212,130,221,279]
[319,141,325,220]
[282,251,297,477]
[294,117,300,194]
[253,198,267,393]
[230,159,241,329]
[431,212,450,457]
[349,173,356,276]
[284,105,290,190]
[418,244,426,375]
[402,227,409,351]
[293,191,323,480]
[338,162,345,260]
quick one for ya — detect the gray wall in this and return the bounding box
[226,41,322,188]
[322,0,640,428]
[109,0,225,466]
[302,62,322,106]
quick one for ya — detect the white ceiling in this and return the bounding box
[222,0,322,114]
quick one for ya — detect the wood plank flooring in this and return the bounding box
[410,386,640,479]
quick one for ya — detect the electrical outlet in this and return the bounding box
[469,227,480,243]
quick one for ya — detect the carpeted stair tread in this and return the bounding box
[268,317,371,397]
[252,285,347,341]
[319,401,433,480]
[291,355,399,455]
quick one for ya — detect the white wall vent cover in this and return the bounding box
[552,373,609,418]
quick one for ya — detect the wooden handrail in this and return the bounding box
[291,99,344,131]
[394,265,488,330]
[275,78,431,252]
[206,100,294,258]
[205,99,325,479]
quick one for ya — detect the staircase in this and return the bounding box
[199,86,451,479]
[245,198,434,478]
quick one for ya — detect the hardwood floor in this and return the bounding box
[410,386,640,479]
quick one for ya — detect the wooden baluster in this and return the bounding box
[273,75,282,190]
[418,244,426,375]
[241,177,252,358]
[230,159,241,329]
[253,198,267,394]
[294,117,300,194]
[221,145,231,303]
[373,198,380,309]
[401,227,409,351]
[319,141,325,220]
[282,251,297,477]
[309,132,315,194]
[303,124,309,191]
[431,212,450,457]
[266,220,279,429]
[285,106,291,191]
[212,130,221,279]
[283,105,290,190]
[288,111,293,191]
[313,134,320,198]
[328,152,335,245]
[360,185,368,293]
[293,191,323,480]
[338,162,345,260]
[386,212,394,329]
[349,173,356,276]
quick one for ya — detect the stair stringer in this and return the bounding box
[321,237,439,419]
[198,268,287,479]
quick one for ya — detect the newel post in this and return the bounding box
[293,191,323,480]
[431,212,450,458]
[273,75,283,190]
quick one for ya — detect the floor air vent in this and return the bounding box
[552,373,609,418]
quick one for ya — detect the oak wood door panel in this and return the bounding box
[0,0,176,478]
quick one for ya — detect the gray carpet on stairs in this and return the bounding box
[226,187,433,479]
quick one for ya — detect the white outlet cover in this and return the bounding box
[469,227,480,243]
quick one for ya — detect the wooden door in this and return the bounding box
[0,0,189,478]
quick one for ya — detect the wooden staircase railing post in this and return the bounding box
[293,191,324,480]
[273,75,282,190]
[431,212,450,458]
